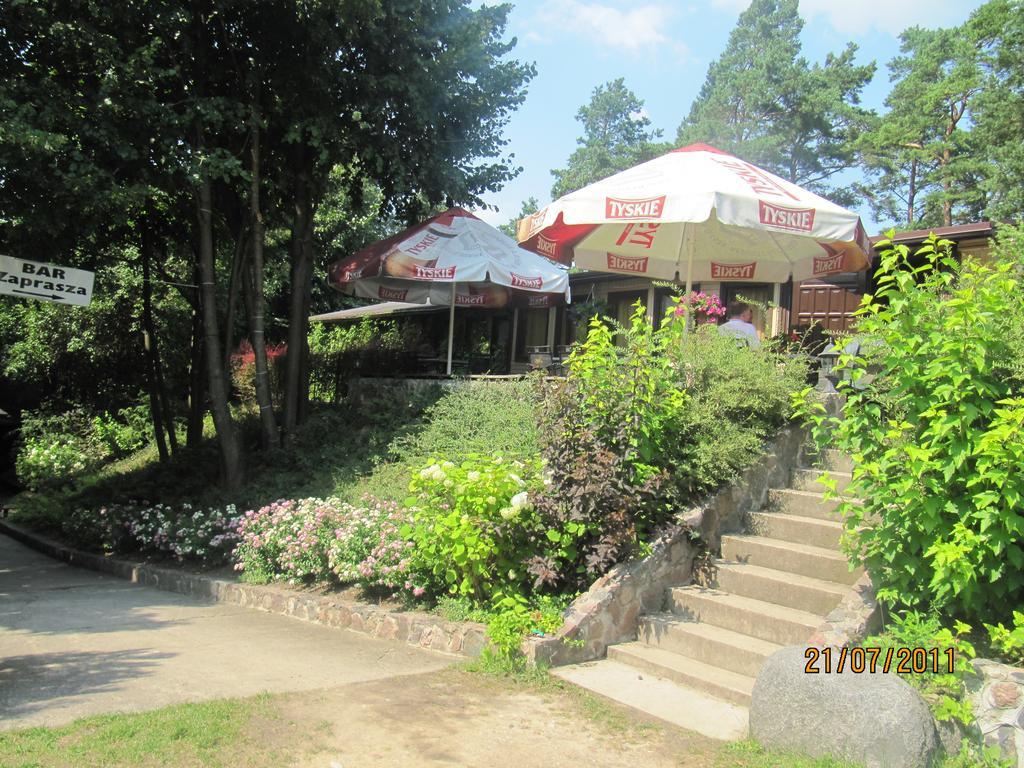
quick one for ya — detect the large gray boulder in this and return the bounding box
[750,645,939,768]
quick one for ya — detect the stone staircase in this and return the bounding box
[554,449,862,741]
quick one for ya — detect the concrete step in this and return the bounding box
[792,467,852,493]
[721,534,863,585]
[805,449,854,473]
[638,613,780,678]
[749,511,844,550]
[552,659,749,741]
[767,488,861,521]
[608,642,755,707]
[712,560,848,615]
[666,585,822,646]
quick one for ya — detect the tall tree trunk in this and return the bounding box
[941,146,953,228]
[282,149,314,436]
[245,94,280,450]
[186,300,206,448]
[141,220,169,463]
[149,239,179,455]
[195,145,244,488]
[907,157,917,226]
[222,222,249,378]
[941,110,958,227]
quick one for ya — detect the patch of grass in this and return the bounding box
[720,740,863,768]
[0,694,279,768]
[385,378,541,467]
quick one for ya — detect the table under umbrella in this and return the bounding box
[328,207,570,374]
[516,143,872,325]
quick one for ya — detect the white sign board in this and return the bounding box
[0,255,94,306]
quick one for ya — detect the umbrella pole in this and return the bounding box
[772,282,782,336]
[510,307,518,372]
[683,228,695,333]
[446,282,456,375]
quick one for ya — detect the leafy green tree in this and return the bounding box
[0,0,534,489]
[857,21,988,228]
[676,0,875,205]
[971,0,1024,223]
[551,79,665,199]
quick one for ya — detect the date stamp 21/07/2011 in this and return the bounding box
[804,646,956,675]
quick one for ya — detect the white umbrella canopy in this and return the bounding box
[328,207,570,373]
[517,143,873,288]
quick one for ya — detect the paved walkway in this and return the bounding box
[0,534,452,731]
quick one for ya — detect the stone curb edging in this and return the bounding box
[0,519,487,658]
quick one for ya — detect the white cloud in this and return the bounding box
[709,0,748,10]
[537,1,678,53]
[799,0,975,36]
[710,0,977,37]
[629,107,650,122]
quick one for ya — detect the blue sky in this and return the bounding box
[473,0,987,232]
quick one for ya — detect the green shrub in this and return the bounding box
[16,403,156,491]
[795,229,1024,623]
[483,596,565,664]
[404,454,549,602]
[534,302,806,583]
[92,404,151,455]
[862,611,976,726]
[985,611,1024,666]
[307,317,427,401]
[16,407,110,490]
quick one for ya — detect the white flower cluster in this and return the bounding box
[499,491,532,521]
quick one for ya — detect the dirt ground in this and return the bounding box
[247,667,724,768]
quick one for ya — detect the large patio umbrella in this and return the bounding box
[516,144,872,309]
[328,207,570,374]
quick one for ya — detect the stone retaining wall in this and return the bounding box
[807,573,881,648]
[0,520,485,657]
[969,658,1024,766]
[523,426,808,667]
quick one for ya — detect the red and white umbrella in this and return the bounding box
[328,207,569,373]
[517,143,872,291]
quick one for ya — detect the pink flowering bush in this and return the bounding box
[233,498,343,584]
[233,495,422,593]
[328,496,418,594]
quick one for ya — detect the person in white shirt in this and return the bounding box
[718,301,761,349]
